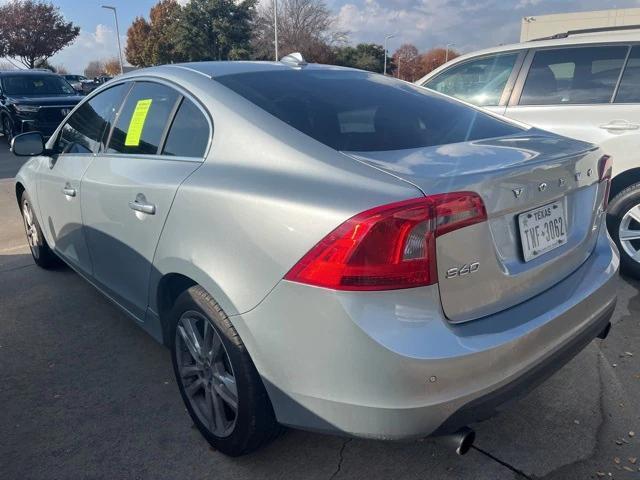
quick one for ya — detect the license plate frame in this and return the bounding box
[518,200,567,262]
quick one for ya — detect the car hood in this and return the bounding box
[8,95,83,106]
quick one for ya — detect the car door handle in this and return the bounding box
[129,194,156,215]
[599,120,640,131]
[62,186,76,197]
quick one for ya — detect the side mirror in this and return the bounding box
[11,132,45,157]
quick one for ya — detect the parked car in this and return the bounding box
[417,25,640,276]
[0,70,82,143]
[80,75,113,95]
[63,74,88,93]
[12,57,618,456]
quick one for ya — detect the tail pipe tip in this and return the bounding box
[597,322,611,340]
[439,427,476,456]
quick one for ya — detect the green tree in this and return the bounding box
[0,0,79,69]
[176,0,256,61]
[334,44,388,73]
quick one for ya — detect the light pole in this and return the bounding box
[383,33,395,76]
[274,0,279,61]
[445,43,456,63]
[102,5,124,75]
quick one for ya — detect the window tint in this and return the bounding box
[162,98,209,157]
[216,70,522,152]
[58,83,128,154]
[2,74,75,95]
[423,53,519,106]
[108,82,180,155]
[615,46,640,103]
[519,46,628,105]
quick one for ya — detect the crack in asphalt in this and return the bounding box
[328,438,352,480]
[471,445,533,479]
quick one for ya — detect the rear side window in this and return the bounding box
[216,69,522,152]
[519,46,628,105]
[108,82,180,155]
[162,98,209,157]
[58,83,128,154]
[423,53,519,106]
[615,46,640,103]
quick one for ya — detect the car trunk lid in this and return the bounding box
[343,131,608,323]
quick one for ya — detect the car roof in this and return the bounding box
[417,27,640,84]
[470,28,639,56]
[0,70,60,77]
[129,61,363,79]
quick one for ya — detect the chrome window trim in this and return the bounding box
[100,76,213,162]
[48,81,133,157]
[96,152,203,164]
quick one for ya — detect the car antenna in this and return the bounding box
[279,52,307,68]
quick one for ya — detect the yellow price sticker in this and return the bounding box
[125,99,153,147]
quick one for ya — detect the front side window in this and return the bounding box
[423,53,519,106]
[2,74,75,96]
[162,98,210,157]
[519,46,628,105]
[615,45,640,103]
[107,82,180,155]
[58,83,129,154]
[216,69,522,152]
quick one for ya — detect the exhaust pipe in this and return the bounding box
[597,322,611,340]
[438,427,476,455]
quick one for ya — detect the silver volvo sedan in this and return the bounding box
[12,57,619,456]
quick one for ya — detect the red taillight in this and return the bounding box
[284,192,487,291]
[598,155,613,209]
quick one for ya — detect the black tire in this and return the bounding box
[607,182,640,278]
[170,286,282,456]
[3,115,13,145]
[20,191,61,269]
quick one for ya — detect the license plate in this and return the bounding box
[518,200,567,262]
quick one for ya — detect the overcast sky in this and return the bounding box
[40,0,640,74]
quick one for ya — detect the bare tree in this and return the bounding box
[55,65,69,74]
[0,61,17,71]
[84,60,105,79]
[392,43,421,82]
[252,0,346,63]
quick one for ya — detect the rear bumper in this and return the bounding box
[237,222,619,439]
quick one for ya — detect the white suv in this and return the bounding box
[417,26,640,276]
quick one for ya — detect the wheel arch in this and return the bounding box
[611,167,640,200]
[15,181,25,206]
[151,265,245,349]
[156,272,198,346]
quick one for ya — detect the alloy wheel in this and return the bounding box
[22,200,39,260]
[175,311,238,437]
[618,203,640,263]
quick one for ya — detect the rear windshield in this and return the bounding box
[2,75,75,96]
[215,69,523,152]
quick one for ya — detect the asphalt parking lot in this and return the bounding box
[0,141,639,480]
